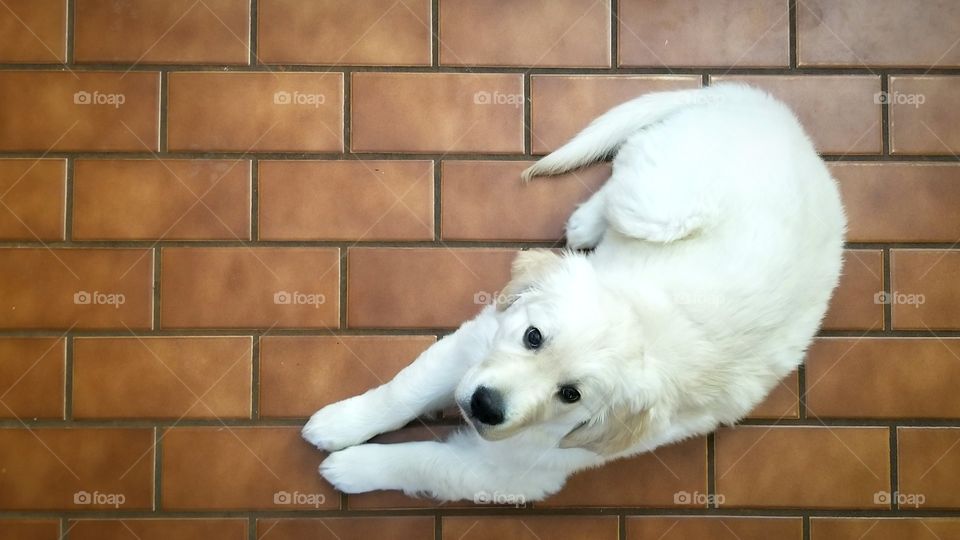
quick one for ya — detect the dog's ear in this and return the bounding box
[559,403,649,455]
[496,249,561,311]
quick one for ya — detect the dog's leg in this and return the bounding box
[565,187,609,250]
[302,306,497,452]
[320,430,601,502]
[603,165,714,243]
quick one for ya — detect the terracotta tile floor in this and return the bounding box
[0,1,959,538]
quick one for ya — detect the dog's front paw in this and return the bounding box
[320,445,397,494]
[565,204,606,250]
[302,398,377,452]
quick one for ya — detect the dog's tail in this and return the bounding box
[521,87,713,181]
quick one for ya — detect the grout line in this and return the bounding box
[788,0,798,69]
[618,512,626,540]
[65,0,75,64]
[250,159,259,242]
[63,157,74,241]
[251,334,260,420]
[153,426,162,512]
[435,513,442,540]
[880,74,891,156]
[249,0,258,66]
[434,159,442,241]
[248,516,257,540]
[63,335,73,421]
[343,71,352,153]
[339,249,348,328]
[890,425,899,510]
[159,71,169,153]
[802,514,810,540]
[882,248,892,332]
[610,0,618,69]
[797,364,807,420]
[152,247,162,330]
[431,0,440,67]
[706,432,717,508]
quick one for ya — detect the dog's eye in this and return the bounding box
[523,326,543,349]
[558,385,581,403]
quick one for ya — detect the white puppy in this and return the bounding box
[302,84,846,502]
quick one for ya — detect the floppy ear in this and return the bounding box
[496,249,561,311]
[559,403,649,455]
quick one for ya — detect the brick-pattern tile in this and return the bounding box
[161,427,335,510]
[257,517,434,540]
[73,337,252,419]
[74,0,249,64]
[811,518,960,539]
[0,72,159,152]
[441,161,607,241]
[442,516,619,540]
[0,0,65,63]
[167,73,343,152]
[347,248,514,328]
[897,428,960,509]
[258,0,431,66]
[0,428,153,510]
[531,75,700,154]
[540,437,707,507]
[73,159,251,241]
[160,247,339,329]
[0,520,59,540]
[69,519,248,540]
[711,75,882,154]
[0,338,64,419]
[821,250,884,331]
[350,73,524,153]
[627,517,802,540]
[258,160,433,241]
[259,335,434,418]
[832,163,960,242]
[807,338,960,419]
[890,250,960,330]
[439,0,610,67]
[889,76,960,155]
[715,426,890,508]
[0,159,65,241]
[619,0,789,67]
[798,0,960,67]
[746,370,799,420]
[0,248,154,330]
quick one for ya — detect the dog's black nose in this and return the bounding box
[470,386,505,425]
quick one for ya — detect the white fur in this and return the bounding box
[302,84,846,502]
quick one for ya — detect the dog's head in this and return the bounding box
[455,249,652,456]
